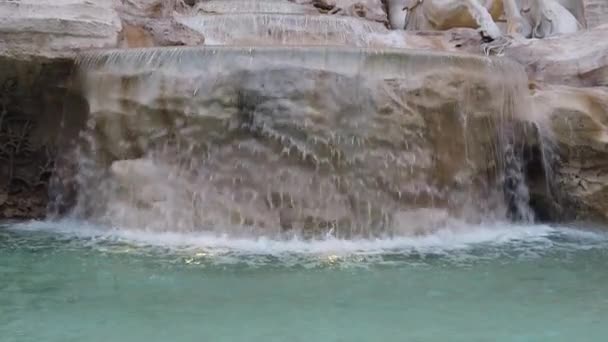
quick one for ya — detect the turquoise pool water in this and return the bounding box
[1,221,608,342]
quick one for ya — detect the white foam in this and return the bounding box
[10,219,606,257]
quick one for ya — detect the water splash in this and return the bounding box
[5,219,608,268]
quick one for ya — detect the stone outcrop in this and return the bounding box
[529,85,608,222]
[0,0,121,219]
[307,0,388,24]
[506,27,608,87]
[116,0,205,48]
[71,47,529,235]
[502,26,608,223]
[0,0,121,57]
[582,0,608,28]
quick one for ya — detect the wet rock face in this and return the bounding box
[117,0,205,48]
[0,0,606,229]
[0,57,88,219]
[501,26,608,225]
[73,48,527,236]
[0,0,109,219]
[176,13,388,46]
[309,0,388,24]
[582,0,608,28]
[531,86,608,222]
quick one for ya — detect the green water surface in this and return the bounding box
[1,222,608,342]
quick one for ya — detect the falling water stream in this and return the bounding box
[56,46,534,237]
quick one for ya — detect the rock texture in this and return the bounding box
[529,85,608,222]
[583,0,608,28]
[116,0,205,48]
[72,47,528,235]
[0,56,88,219]
[175,13,387,45]
[0,0,120,219]
[504,27,608,223]
[506,27,608,87]
[306,0,389,24]
[0,0,607,228]
[0,0,121,57]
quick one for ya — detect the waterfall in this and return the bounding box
[48,45,535,238]
[175,14,389,45]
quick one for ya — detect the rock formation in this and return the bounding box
[582,0,608,28]
[72,46,529,235]
[0,0,607,231]
[504,26,608,222]
[0,0,120,218]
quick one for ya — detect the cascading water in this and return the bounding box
[175,13,389,45]
[193,0,318,14]
[52,44,535,238]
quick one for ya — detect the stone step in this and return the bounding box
[0,0,121,54]
[194,0,317,15]
[176,13,388,45]
[78,45,521,81]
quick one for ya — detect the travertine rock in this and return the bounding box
[73,47,528,235]
[0,0,121,57]
[1,0,607,228]
[582,0,608,28]
[116,0,205,47]
[506,27,608,87]
[531,85,608,222]
[298,0,388,24]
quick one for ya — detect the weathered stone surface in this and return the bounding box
[119,17,205,47]
[0,0,606,228]
[0,56,89,220]
[556,0,587,26]
[298,0,388,24]
[0,0,121,57]
[582,0,608,28]
[193,0,318,15]
[176,13,387,46]
[530,85,608,222]
[506,27,608,87]
[70,47,528,235]
[369,28,487,53]
[498,27,608,224]
[116,0,205,47]
[0,1,104,219]
[118,0,197,18]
